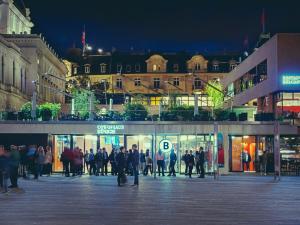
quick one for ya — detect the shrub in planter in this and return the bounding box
[7,112,18,120]
[229,112,237,121]
[20,102,40,120]
[170,105,194,121]
[39,105,52,121]
[238,113,248,121]
[214,109,230,121]
[193,110,211,121]
[160,111,178,121]
[123,103,148,121]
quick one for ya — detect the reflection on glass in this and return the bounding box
[54,135,70,171]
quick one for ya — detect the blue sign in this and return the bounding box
[159,139,173,152]
[282,74,300,85]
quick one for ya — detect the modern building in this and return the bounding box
[0,0,67,111]
[222,33,300,119]
[0,120,298,174]
[65,50,239,113]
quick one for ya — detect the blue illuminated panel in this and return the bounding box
[282,74,300,85]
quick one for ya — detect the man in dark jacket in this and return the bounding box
[0,145,10,193]
[198,147,205,178]
[182,150,189,175]
[109,148,117,176]
[102,148,109,176]
[168,149,177,176]
[188,150,195,178]
[116,146,126,186]
[132,144,139,186]
[8,145,20,188]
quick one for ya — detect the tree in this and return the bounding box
[205,80,224,117]
[123,103,148,121]
[72,89,92,118]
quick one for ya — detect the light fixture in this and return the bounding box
[98,48,103,54]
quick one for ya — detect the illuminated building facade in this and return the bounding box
[0,0,67,111]
[222,33,300,119]
[65,50,239,111]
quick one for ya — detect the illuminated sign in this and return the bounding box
[97,125,124,134]
[282,75,300,85]
[159,139,173,152]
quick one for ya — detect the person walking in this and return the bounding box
[44,146,53,176]
[102,148,109,176]
[168,149,177,176]
[182,150,189,175]
[8,145,20,189]
[132,144,139,186]
[116,146,126,187]
[188,150,195,178]
[156,149,165,176]
[198,147,205,178]
[109,148,117,176]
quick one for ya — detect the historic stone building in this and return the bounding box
[65,50,239,111]
[0,0,67,111]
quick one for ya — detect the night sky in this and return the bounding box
[22,0,300,56]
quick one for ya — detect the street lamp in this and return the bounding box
[86,45,92,51]
[98,48,103,54]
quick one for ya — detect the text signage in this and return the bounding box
[97,125,124,134]
[282,75,300,85]
[159,139,173,152]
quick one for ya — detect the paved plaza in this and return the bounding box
[0,175,300,225]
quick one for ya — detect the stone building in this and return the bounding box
[0,0,67,111]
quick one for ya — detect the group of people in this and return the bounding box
[0,144,53,193]
[181,147,206,178]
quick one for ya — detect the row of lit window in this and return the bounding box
[75,63,237,75]
[114,77,202,89]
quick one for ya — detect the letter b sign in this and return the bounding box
[159,139,172,152]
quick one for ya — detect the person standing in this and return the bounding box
[19,146,28,179]
[102,148,109,176]
[109,148,117,176]
[61,147,70,177]
[127,149,133,176]
[156,149,165,176]
[95,148,103,176]
[8,145,20,189]
[44,146,53,176]
[0,145,10,193]
[116,146,126,187]
[195,151,200,175]
[132,144,139,186]
[35,146,45,178]
[79,149,84,175]
[144,149,152,176]
[188,150,195,178]
[182,150,189,175]
[83,150,89,174]
[88,149,96,176]
[198,147,205,178]
[168,149,177,176]
[139,149,146,174]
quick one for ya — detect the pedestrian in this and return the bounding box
[195,151,200,175]
[143,149,152,176]
[198,147,205,178]
[95,148,104,176]
[88,148,96,176]
[35,146,45,178]
[0,145,10,193]
[139,149,146,174]
[182,150,189,175]
[168,149,177,176]
[132,144,139,186]
[19,145,28,179]
[44,146,53,176]
[109,148,117,176]
[60,147,70,177]
[188,150,195,178]
[84,150,89,174]
[79,149,84,175]
[156,149,165,176]
[116,146,126,187]
[27,145,37,178]
[102,148,109,176]
[127,149,133,176]
[8,145,20,189]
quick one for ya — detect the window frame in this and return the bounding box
[134,78,141,87]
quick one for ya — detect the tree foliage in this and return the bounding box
[205,80,224,109]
